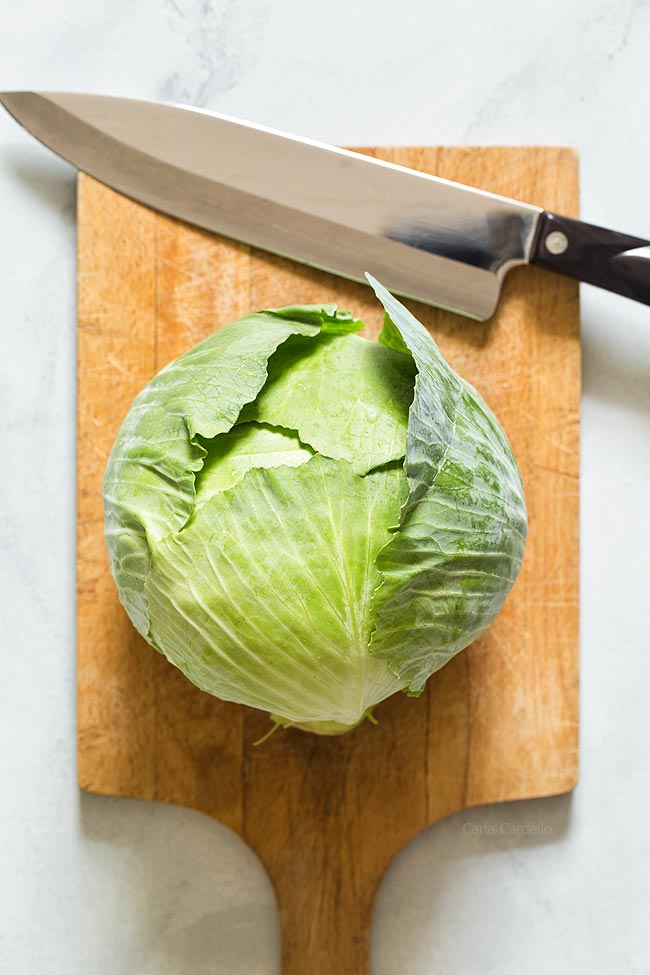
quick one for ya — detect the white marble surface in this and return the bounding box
[1,1,649,972]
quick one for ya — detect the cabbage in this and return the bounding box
[103,277,527,735]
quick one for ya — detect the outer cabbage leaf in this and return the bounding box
[367,275,527,693]
[103,305,361,636]
[239,332,416,474]
[195,422,314,503]
[145,456,407,728]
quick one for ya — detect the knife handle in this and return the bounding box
[531,212,650,306]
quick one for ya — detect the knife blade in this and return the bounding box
[1,92,648,319]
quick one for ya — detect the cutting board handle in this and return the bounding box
[239,706,429,975]
[267,858,376,974]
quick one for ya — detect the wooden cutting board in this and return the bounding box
[77,147,580,975]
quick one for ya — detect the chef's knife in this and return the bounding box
[1,91,648,320]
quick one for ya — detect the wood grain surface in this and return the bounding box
[77,146,580,975]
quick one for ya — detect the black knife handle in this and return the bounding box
[531,211,650,306]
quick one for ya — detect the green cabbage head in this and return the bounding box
[104,277,527,735]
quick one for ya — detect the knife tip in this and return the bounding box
[0,91,51,134]
[0,90,29,114]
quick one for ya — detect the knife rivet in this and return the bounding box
[545,230,569,255]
